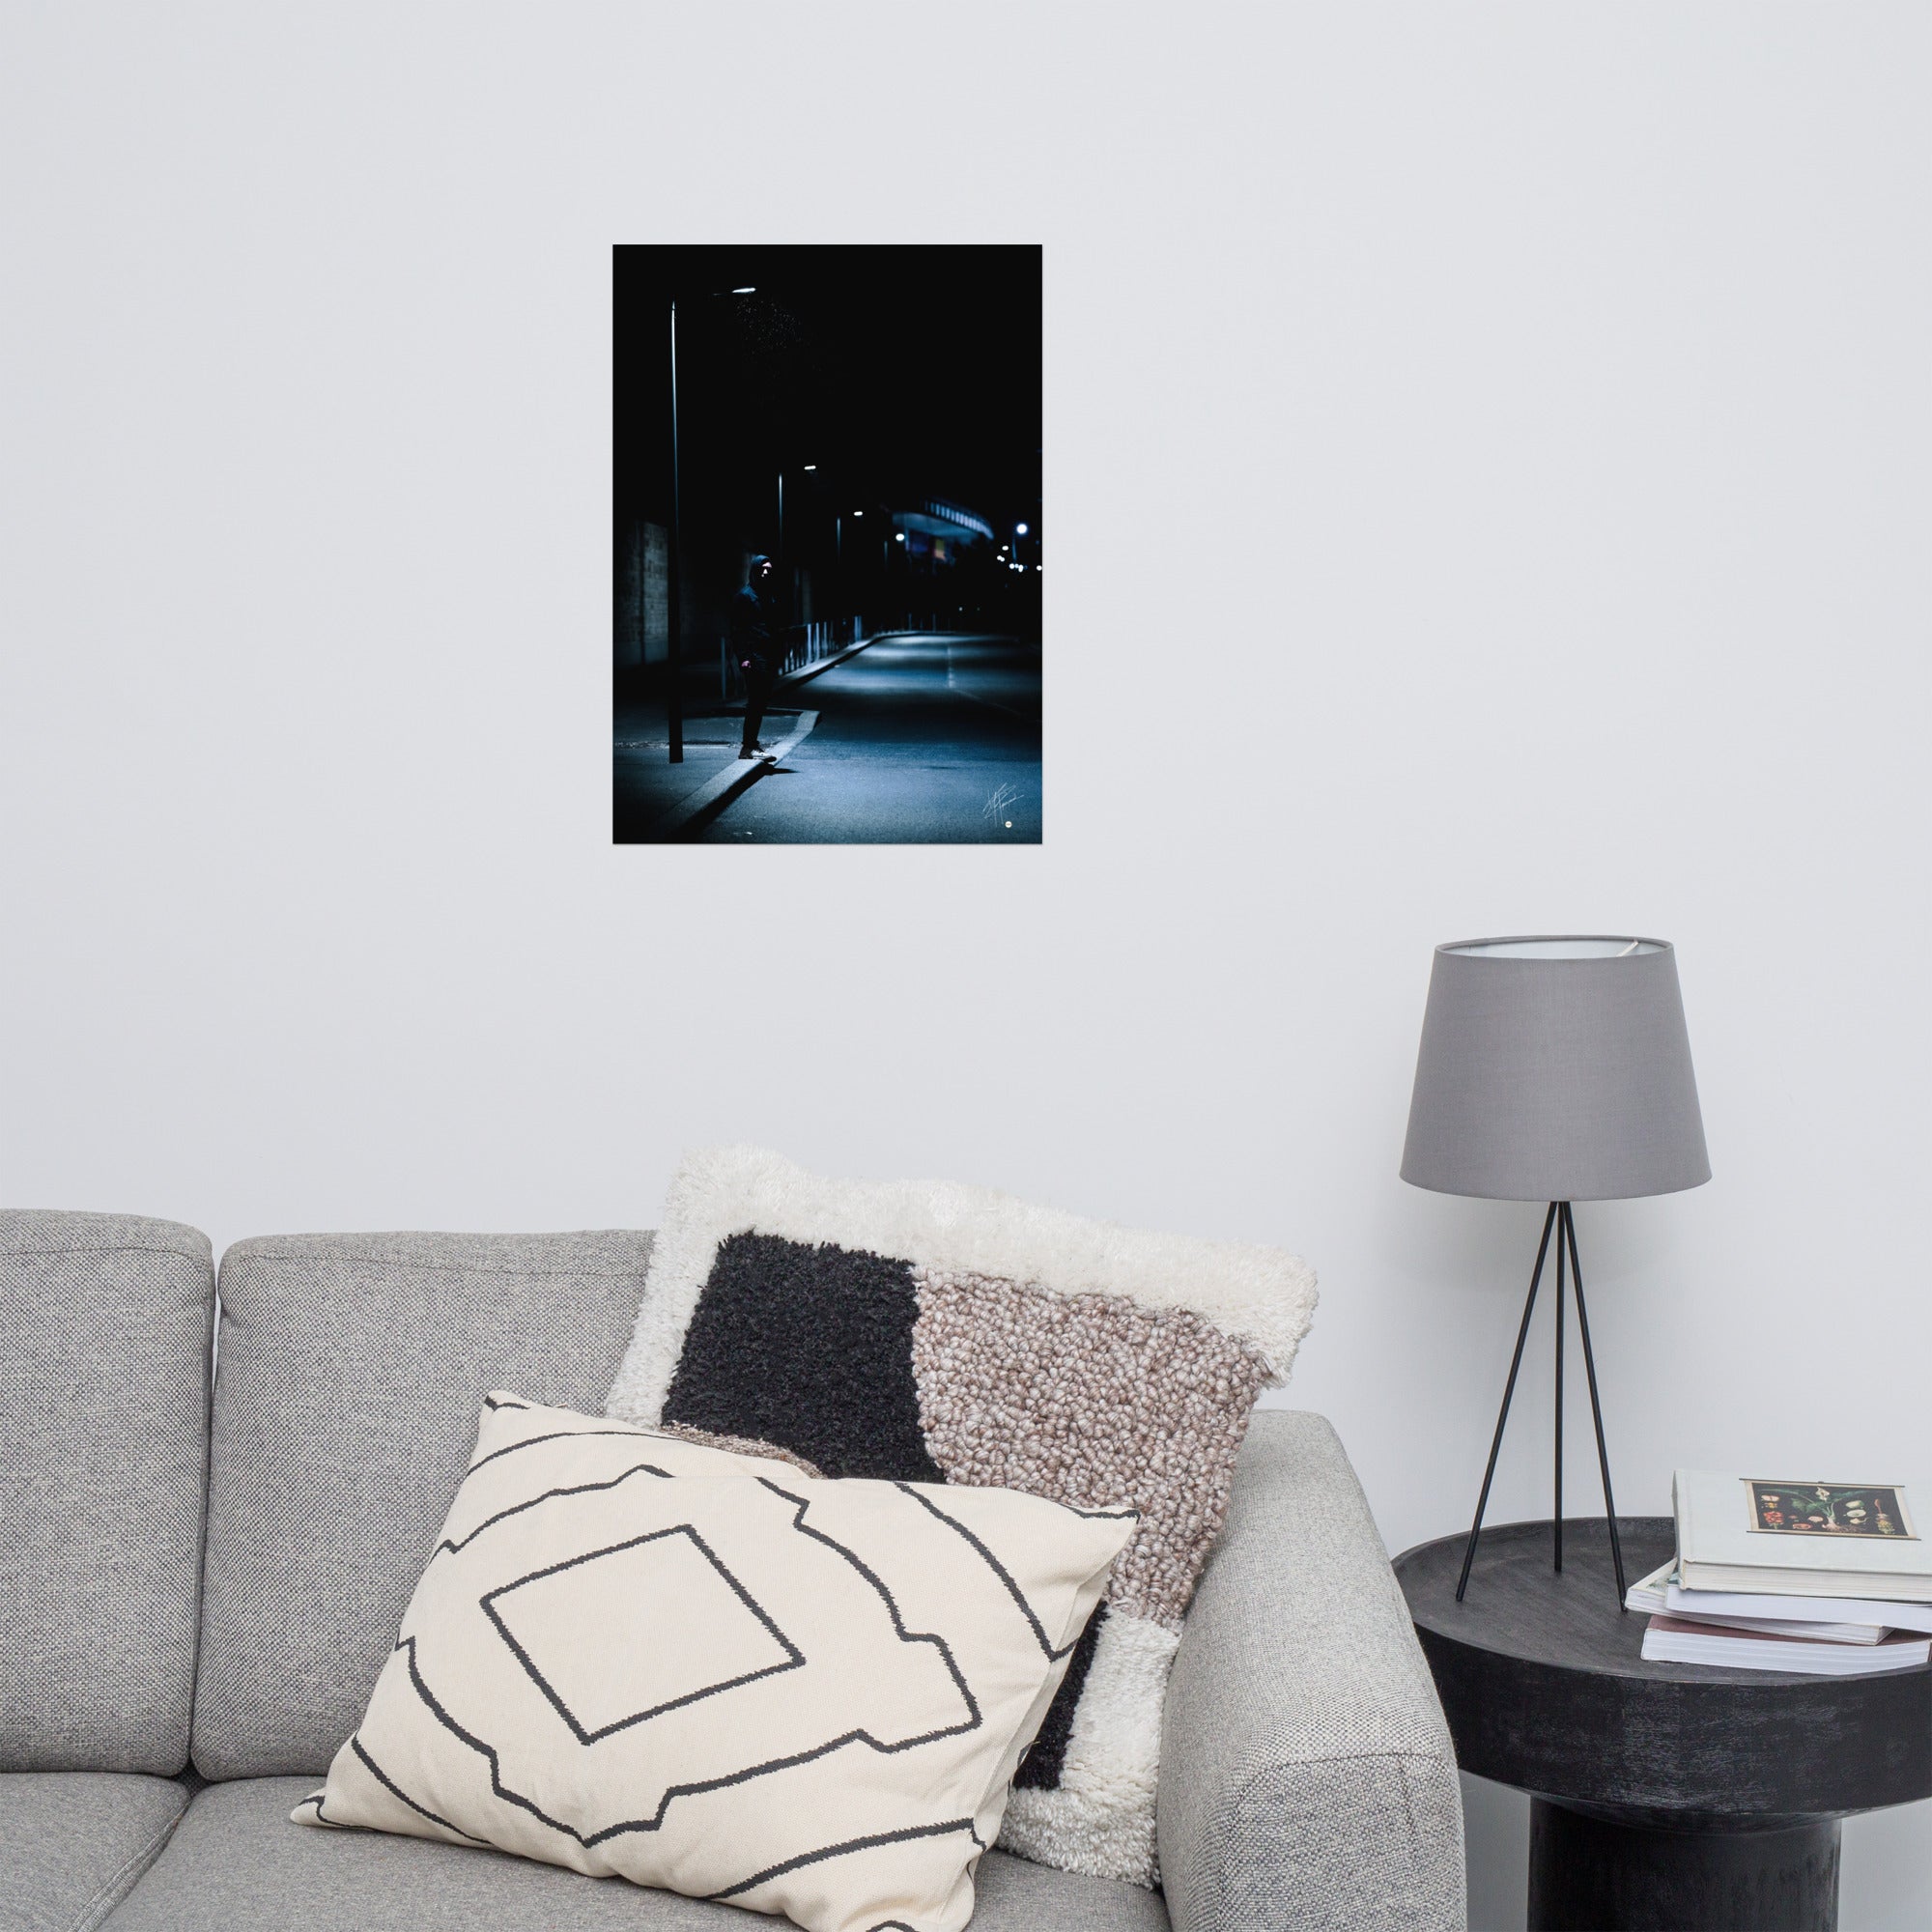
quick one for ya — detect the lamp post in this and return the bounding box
[667,297,683,763]
[666,284,756,765]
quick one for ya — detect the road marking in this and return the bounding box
[945,642,1039,720]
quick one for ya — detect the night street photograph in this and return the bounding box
[613,244,1041,843]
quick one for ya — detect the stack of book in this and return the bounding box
[1634,1471,1932,1675]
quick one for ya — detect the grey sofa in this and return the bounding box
[0,1210,1465,1932]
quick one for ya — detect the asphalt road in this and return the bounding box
[693,633,1041,844]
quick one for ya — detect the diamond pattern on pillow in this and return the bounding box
[297,1397,1133,1932]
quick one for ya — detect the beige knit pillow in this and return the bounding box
[605,1146,1319,1885]
[295,1395,1134,1932]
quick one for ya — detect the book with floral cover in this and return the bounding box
[1674,1470,1932,1599]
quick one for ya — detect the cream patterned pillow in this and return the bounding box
[295,1395,1134,1932]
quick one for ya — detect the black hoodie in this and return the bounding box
[728,557,783,664]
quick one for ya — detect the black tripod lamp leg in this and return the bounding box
[1455,1202,1559,1603]
[1553,1206,1566,1573]
[1564,1203,1628,1608]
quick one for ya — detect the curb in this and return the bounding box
[774,630,894,691]
[644,710,820,841]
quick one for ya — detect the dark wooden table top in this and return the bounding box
[1395,1517,1932,1818]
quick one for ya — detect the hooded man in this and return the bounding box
[728,554,784,758]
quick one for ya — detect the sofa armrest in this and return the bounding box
[1157,1410,1464,1932]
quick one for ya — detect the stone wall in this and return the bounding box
[616,521,669,666]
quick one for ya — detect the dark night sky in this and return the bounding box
[613,245,1041,537]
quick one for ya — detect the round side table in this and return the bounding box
[1395,1518,1932,1932]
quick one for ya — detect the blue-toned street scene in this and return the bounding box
[613,246,1041,844]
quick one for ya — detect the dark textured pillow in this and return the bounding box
[606,1147,1318,1886]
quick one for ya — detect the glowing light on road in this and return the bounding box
[731,286,756,294]
[852,510,864,518]
[895,533,905,542]
[802,464,816,471]
[1015,523,1029,535]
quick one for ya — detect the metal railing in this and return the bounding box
[781,618,843,676]
[717,616,868,696]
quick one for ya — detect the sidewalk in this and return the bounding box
[679,632,1042,845]
[612,633,896,840]
[613,701,806,838]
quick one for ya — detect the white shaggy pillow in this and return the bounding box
[295,1395,1134,1932]
[606,1145,1319,1886]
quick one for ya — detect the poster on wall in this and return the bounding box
[613,245,1042,845]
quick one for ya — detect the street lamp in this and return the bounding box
[668,282,758,764]
[668,298,684,762]
[1015,522,1029,536]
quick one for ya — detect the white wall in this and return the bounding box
[3,8,1928,1925]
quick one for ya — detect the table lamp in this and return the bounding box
[1401,936,1709,1607]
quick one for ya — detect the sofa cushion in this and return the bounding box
[293,1395,1133,1932]
[191,1232,656,1778]
[101,1778,1169,1931]
[0,1771,188,1932]
[0,1211,214,1773]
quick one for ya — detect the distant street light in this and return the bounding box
[852,510,865,518]
[1015,522,1030,536]
[803,464,817,471]
[731,286,756,294]
[895,532,905,543]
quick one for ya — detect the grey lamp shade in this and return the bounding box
[1401,936,1710,1203]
